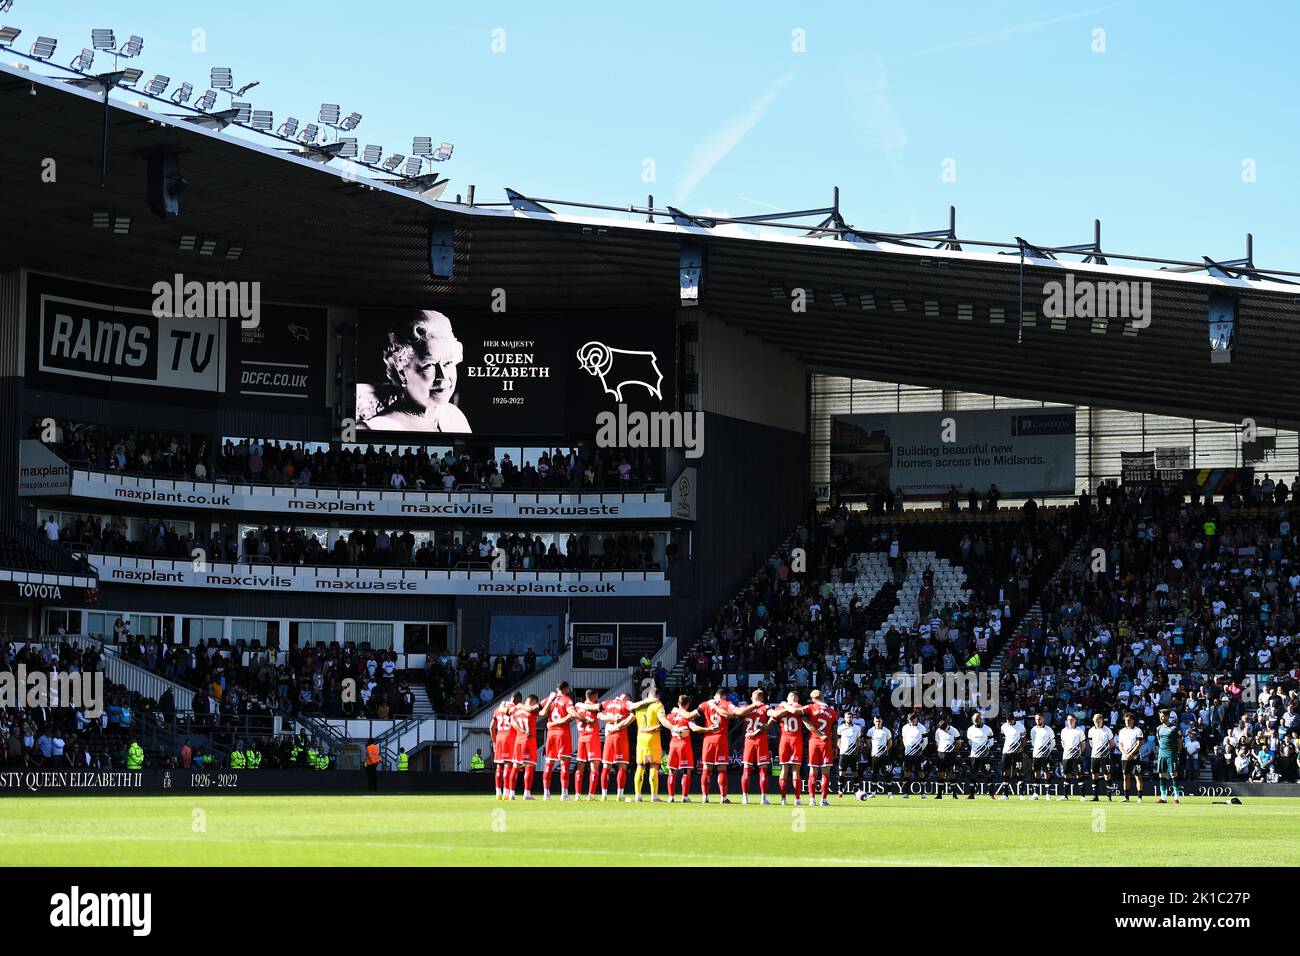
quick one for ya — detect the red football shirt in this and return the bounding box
[699,699,733,739]
[775,705,805,739]
[512,707,537,738]
[741,703,770,737]
[602,698,633,739]
[805,702,838,740]
[666,711,693,740]
[545,694,574,732]
[574,702,602,742]
[493,703,515,736]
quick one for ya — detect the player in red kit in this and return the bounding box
[508,694,542,799]
[802,689,838,806]
[492,692,521,799]
[599,693,635,800]
[572,688,603,800]
[770,691,806,805]
[732,689,775,805]
[539,681,576,800]
[697,688,735,803]
[663,695,704,803]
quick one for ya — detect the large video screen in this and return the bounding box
[353,309,674,435]
[830,407,1077,499]
[23,272,327,409]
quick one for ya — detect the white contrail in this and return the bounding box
[674,70,797,206]
[902,3,1128,59]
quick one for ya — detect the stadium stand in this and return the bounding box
[38,420,665,491]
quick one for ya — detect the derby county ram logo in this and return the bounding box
[575,341,664,402]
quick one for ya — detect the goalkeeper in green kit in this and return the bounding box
[1154,709,1182,804]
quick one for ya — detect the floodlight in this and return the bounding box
[225,243,245,260]
[361,144,382,165]
[30,36,56,59]
[179,234,197,251]
[230,101,252,125]
[403,157,422,177]
[144,74,169,95]
[336,137,357,158]
[210,67,232,90]
[170,81,193,104]
[381,153,404,171]
[70,48,93,71]
[277,117,299,138]
[0,1,14,13]
[412,136,433,156]
[91,29,116,51]
[198,238,218,256]
[0,26,21,46]
[92,211,111,229]
[318,103,340,125]
[251,109,273,130]
[195,89,217,111]
[119,35,143,57]
[120,67,142,86]
[432,141,454,161]
[298,123,319,143]
[339,111,361,130]
[112,215,131,235]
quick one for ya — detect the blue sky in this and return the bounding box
[19,0,1300,269]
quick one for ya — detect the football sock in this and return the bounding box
[601,766,611,793]
[741,767,751,795]
[759,767,769,795]
[649,767,659,798]
[634,765,645,796]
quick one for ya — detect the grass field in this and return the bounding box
[2,794,1298,866]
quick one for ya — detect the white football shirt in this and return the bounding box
[1060,726,1086,758]
[1001,721,1026,754]
[901,724,927,755]
[867,727,892,757]
[1116,726,1143,758]
[967,723,995,756]
[1029,725,1055,758]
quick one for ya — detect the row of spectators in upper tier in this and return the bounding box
[47,515,667,571]
[38,419,663,490]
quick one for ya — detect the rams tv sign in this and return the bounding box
[23,273,326,408]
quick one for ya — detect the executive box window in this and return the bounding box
[404,623,452,655]
[489,614,561,657]
[43,608,81,636]
[231,618,281,649]
[0,604,29,638]
[182,617,224,646]
[289,620,337,647]
[343,622,394,650]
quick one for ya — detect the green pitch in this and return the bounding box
[3,795,1298,866]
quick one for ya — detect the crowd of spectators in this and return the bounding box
[239,527,666,571]
[0,639,159,769]
[46,515,668,572]
[425,647,544,716]
[38,419,664,491]
[682,502,1075,706]
[100,629,416,722]
[673,482,1300,785]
